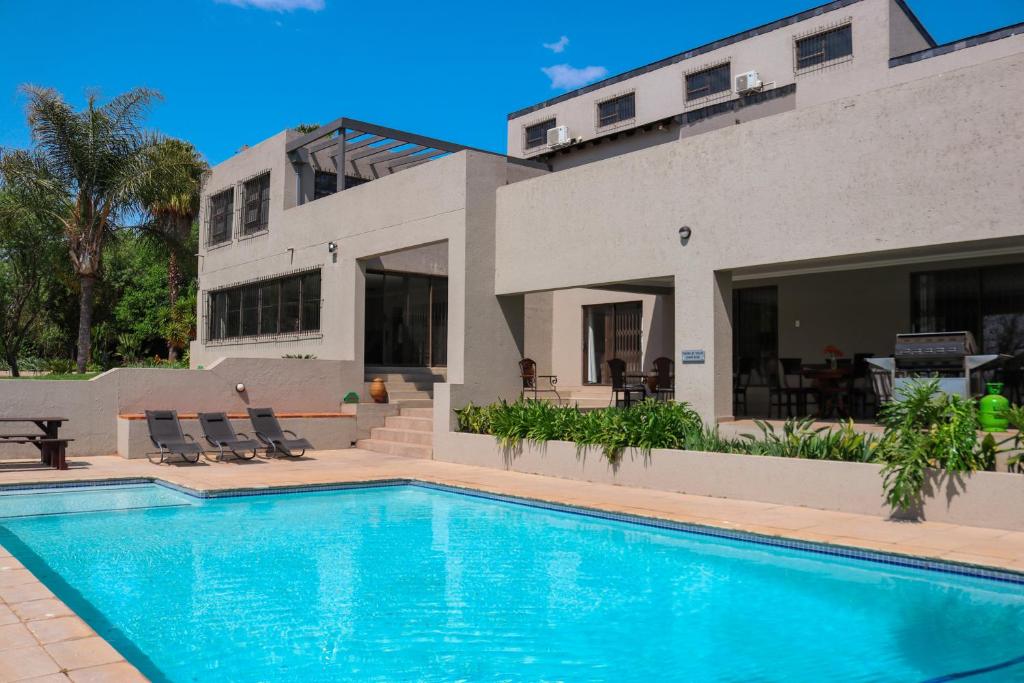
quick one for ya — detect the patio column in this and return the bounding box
[674,269,733,423]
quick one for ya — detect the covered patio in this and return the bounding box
[729,245,1024,422]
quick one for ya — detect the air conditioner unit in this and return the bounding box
[546,125,572,148]
[735,71,763,94]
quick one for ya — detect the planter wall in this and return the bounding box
[433,432,1024,531]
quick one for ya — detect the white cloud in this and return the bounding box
[541,64,608,90]
[216,0,324,11]
[542,35,569,53]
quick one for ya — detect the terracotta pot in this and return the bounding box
[369,377,388,404]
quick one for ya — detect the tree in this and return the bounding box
[0,85,161,372]
[0,188,61,375]
[139,138,206,361]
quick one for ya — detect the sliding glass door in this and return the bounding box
[733,286,778,385]
[583,302,642,384]
[364,270,448,367]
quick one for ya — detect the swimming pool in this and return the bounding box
[1,482,1022,682]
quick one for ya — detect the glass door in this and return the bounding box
[583,302,642,384]
[364,270,448,367]
[733,286,779,385]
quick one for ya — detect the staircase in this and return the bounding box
[356,367,442,458]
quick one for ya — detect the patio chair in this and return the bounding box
[198,412,260,461]
[519,358,561,402]
[247,407,313,458]
[652,356,674,401]
[868,366,894,415]
[145,410,202,464]
[733,357,753,416]
[779,358,816,417]
[607,358,645,408]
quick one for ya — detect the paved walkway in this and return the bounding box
[2,450,1024,682]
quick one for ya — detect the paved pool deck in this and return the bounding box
[1,449,1023,681]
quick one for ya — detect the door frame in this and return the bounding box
[364,268,448,368]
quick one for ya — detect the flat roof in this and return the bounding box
[508,0,935,121]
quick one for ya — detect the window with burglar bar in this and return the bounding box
[207,269,321,341]
[524,119,556,149]
[686,63,731,101]
[241,171,271,235]
[597,93,635,127]
[795,24,852,71]
[207,188,233,246]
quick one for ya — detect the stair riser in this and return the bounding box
[356,439,433,459]
[370,428,433,446]
[384,416,433,432]
[400,407,433,419]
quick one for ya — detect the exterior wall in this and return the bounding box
[547,288,674,386]
[0,358,363,457]
[433,433,1024,531]
[507,0,1023,166]
[508,0,928,159]
[495,51,1024,419]
[523,292,554,375]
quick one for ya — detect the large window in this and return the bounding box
[686,63,731,101]
[795,24,853,71]
[208,270,321,341]
[597,93,635,127]
[207,188,234,246]
[911,264,1024,356]
[241,172,271,235]
[525,119,556,150]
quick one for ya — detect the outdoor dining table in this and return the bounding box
[0,417,70,469]
[802,365,853,418]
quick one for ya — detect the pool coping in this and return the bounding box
[4,476,1024,587]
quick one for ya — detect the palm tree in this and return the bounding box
[0,85,161,372]
[139,138,207,362]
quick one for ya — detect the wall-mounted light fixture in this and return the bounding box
[678,226,692,243]
[235,383,246,393]
[327,241,338,253]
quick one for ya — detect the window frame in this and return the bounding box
[206,269,322,343]
[595,92,636,129]
[240,170,271,236]
[524,118,557,150]
[685,62,732,102]
[206,187,234,247]
[794,23,853,73]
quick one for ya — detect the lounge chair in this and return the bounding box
[145,410,202,464]
[247,407,312,458]
[198,412,260,461]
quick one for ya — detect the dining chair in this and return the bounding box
[779,358,814,417]
[733,357,753,416]
[652,356,674,402]
[608,358,644,408]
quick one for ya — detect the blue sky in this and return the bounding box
[1,0,1020,165]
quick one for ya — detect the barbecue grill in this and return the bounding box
[867,331,1003,398]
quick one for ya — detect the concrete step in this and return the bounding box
[400,407,433,419]
[365,367,446,382]
[384,416,433,431]
[369,380,437,392]
[387,390,434,402]
[356,438,433,459]
[393,399,434,409]
[369,427,433,446]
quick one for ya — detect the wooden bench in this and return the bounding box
[0,437,73,470]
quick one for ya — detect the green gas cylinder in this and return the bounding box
[979,382,1009,433]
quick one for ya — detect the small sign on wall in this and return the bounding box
[681,349,705,364]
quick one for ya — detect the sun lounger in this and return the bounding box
[246,407,313,458]
[198,412,260,461]
[145,410,202,464]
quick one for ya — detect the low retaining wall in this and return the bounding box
[117,413,358,459]
[433,432,1024,531]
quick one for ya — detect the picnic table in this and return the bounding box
[0,417,71,470]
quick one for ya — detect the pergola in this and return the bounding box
[286,117,502,201]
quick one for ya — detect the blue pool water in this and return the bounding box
[1,484,1023,682]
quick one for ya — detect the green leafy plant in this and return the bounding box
[741,417,877,462]
[43,357,75,375]
[875,380,996,512]
[282,354,317,359]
